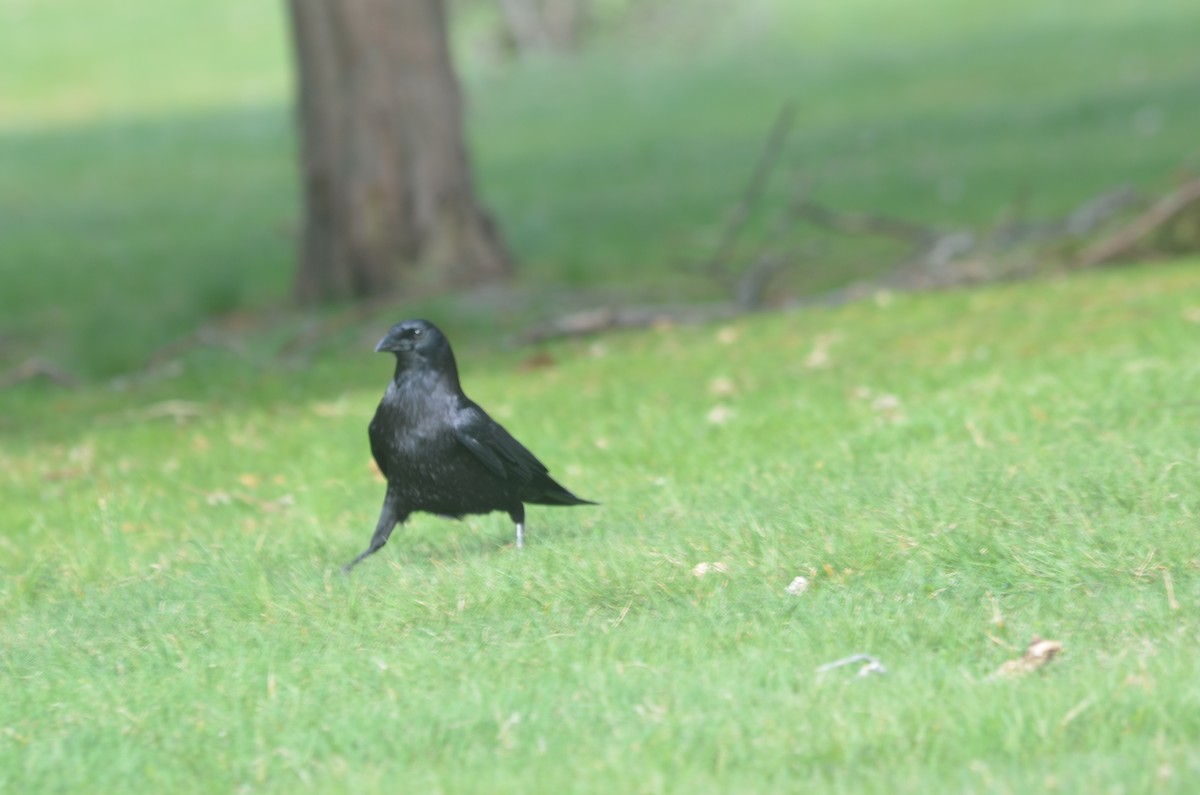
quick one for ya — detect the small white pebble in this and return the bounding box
[786,576,810,595]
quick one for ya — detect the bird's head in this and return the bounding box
[375,319,460,381]
[374,319,447,356]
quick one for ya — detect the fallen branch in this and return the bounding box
[700,102,798,294]
[1075,177,1200,267]
[791,185,1147,292]
[988,187,1140,248]
[514,181,1167,343]
[1062,186,1142,238]
[512,281,888,344]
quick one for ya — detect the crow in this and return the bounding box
[344,319,596,572]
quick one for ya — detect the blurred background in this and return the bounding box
[1,0,1197,379]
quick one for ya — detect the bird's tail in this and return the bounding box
[524,480,598,507]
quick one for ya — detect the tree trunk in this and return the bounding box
[287,0,512,304]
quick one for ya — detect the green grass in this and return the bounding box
[2,0,1199,375]
[3,0,1200,790]
[4,263,1200,792]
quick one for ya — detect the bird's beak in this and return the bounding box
[374,334,394,353]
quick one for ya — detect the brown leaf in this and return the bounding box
[994,635,1063,678]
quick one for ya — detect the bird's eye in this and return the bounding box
[411,328,423,337]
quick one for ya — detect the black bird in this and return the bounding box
[344,319,596,572]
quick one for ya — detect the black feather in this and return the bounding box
[344,319,595,572]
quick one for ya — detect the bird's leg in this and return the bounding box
[343,497,406,573]
[509,504,526,549]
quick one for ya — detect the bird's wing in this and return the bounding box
[453,427,507,479]
[367,413,392,480]
[452,406,548,484]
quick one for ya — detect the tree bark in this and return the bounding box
[287,0,512,304]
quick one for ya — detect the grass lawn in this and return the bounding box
[3,0,1200,790]
[3,262,1200,792]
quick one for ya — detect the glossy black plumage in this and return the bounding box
[344,319,595,571]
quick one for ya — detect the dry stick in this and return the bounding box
[988,187,1139,248]
[791,184,1147,290]
[1061,186,1142,237]
[1076,177,1200,268]
[700,101,798,291]
[1163,568,1179,611]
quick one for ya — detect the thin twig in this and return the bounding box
[1059,695,1096,729]
[1162,568,1179,611]
[816,653,887,676]
[701,102,798,285]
